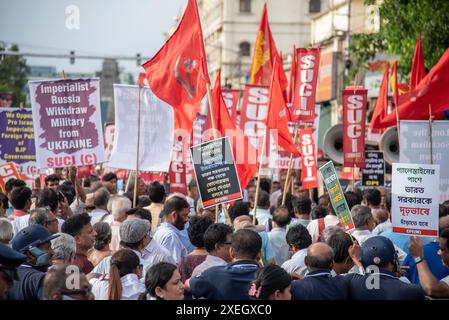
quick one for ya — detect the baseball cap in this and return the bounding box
[361,236,396,268]
[12,224,60,253]
[120,218,150,243]
[0,243,27,281]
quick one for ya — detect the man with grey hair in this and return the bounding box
[51,233,77,266]
[29,208,59,235]
[89,188,110,225]
[108,196,132,251]
[43,264,94,300]
[0,218,13,245]
[291,242,349,300]
[350,205,376,245]
[91,218,152,277]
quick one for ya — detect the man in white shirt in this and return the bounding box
[108,196,131,251]
[307,209,340,243]
[89,188,110,225]
[153,195,190,265]
[268,207,292,266]
[281,223,312,274]
[191,223,233,278]
[372,208,392,235]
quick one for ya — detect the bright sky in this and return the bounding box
[0,0,186,76]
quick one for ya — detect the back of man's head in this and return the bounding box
[203,223,233,253]
[323,227,352,264]
[10,186,32,210]
[272,207,291,228]
[372,209,389,225]
[363,188,381,207]
[36,188,59,213]
[257,191,270,208]
[259,178,271,194]
[29,208,52,226]
[306,242,334,270]
[231,229,262,261]
[57,182,76,205]
[286,224,312,251]
[293,196,311,215]
[148,181,165,204]
[111,196,132,221]
[351,205,373,229]
[102,173,117,182]
[93,187,110,208]
[5,178,26,195]
[345,191,362,210]
[228,201,250,222]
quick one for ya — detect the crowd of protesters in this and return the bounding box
[1,169,449,300]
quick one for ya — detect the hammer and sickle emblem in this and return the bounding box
[175,56,198,100]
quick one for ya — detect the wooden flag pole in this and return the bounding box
[282,124,299,205]
[252,126,268,225]
[351,164,356,191]
[428,104,433,165]
[133,85,142,208]
[205,82,221,223]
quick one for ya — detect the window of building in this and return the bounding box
[239,0,251,13]
[239,41,251,56]
[309,0,321,14]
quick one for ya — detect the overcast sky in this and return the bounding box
[0,0,186,76]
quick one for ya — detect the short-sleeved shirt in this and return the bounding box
[179,254,207,283]
[267,227,290,266]
[281,248,307,274]
[441,275,449,286]
[259,231,275,265]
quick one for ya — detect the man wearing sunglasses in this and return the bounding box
[0,243,27,300]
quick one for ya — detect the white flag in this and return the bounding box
[107,84,174,172]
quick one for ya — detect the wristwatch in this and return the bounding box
[414,256,425,264]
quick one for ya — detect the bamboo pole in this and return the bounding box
[281,124,299,205]
[429,104,433,165]
[133,85,142,208]
[252,126,268,225]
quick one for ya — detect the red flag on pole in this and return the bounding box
[390,61,399,108]
[142,0,209,133]
[266,57,300,156]
[287,46,296,104]
[369,62,389,133]
[249,4,287,91]
[380,48,449,128]
[208,71,258,190]
[410,33,426,90]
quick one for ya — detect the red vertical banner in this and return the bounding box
[342,87,368,168]
[291,48,321,122]
[299,128,318,189]
[239,85,270,165]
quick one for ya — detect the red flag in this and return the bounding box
[342,87,368,168]
[266,57,300,156]
[142,0,209,133]
[208,71,257,190]
[291,48,321,122]
[299,128,318,189]
[369,62,389,133]
[410,33,426,90]
[390,61,399,108]
[249,4,287,91]
[380,48,449,128]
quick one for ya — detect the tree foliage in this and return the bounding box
[350,0,449,80]
[0,44,29,106]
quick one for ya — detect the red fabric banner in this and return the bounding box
[299,128,318,189]
[291,48,321,122]
[222,89,240,127]
[0,162,21,192]
[342,87,368,168]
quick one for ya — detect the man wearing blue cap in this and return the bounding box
[7,224,59,300]
[0,243,26,300]
[346,236,425,300]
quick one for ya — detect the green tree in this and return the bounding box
[350,0,449,80]
[0,44,29,106]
